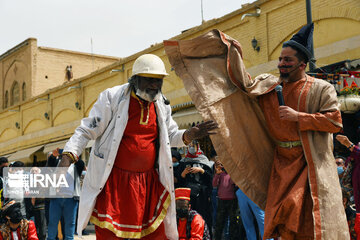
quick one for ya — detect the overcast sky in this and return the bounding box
[0,0,255,58]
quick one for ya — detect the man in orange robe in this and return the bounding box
[258,24,341,239]
[164,24,349,239]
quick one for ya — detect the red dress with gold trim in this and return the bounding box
[90,91,170,239]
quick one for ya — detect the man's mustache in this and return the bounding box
[278,65,294,69]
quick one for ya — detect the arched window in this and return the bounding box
[4,91,8,108]
[10,81,19,106]
[22,83,26,101]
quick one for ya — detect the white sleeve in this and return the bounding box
[165,104,186,147]
[63,90,113,157]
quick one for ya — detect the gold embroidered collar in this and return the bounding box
[131,91,151,125]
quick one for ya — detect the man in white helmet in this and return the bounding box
[59,54,218,240]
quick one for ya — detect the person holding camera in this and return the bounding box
[175,140,214,236]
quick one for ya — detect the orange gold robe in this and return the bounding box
[259,77,340,239]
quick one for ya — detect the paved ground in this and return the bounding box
[74,223,96,240]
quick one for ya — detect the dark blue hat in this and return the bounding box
[283,23,314,62]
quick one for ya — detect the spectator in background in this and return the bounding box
[212,159,238,240]
[175,140,214,234]
[47,151,85,240]
[175,188,210,240]
[0,200,38,239]
[209,149,218,231]
[7,161,27,219]
[335,155,347,181]
[0,157,9,208]
[342,187,357,240]
[46,149,63,167]
[336,134,360,237]
[236,188,271,240]
[0,158,8,169]
[44,149,62,226]
[172,148,182,166]
[172,148,182,189]
[30,167,46,240]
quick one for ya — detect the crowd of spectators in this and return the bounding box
[0,135,358,239]
[172,143,270,240]
[0,148,86,240]
[335,134,360,239]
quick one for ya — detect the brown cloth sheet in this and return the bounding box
[164,29,349,239]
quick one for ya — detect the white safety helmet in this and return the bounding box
[132,54,168,79]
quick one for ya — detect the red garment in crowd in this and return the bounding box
[354,213,360,240]
[0,220,38,240]
[90,92,170,239]
[178,215,205,240]
[185,142,202,158]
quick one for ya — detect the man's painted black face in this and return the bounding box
[135,76,163,102]
[176,199,190,218]
[176,199,189,210]
[278,47,303,80]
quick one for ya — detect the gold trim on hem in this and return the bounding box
[90,193,171,238]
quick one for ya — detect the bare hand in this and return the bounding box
[52,148,61,157]
[190,167,204,174]
[185,120,218,142]
[279,106,299,121]
[215,166,223,174]
[336,134,352,148]
[181,167,191,178]
[58,154,72,167]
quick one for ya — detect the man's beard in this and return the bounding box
[135,88,162,102]
[278,65,296,82]
[279,72,290,79]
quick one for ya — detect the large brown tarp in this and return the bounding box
[164,29,278,209]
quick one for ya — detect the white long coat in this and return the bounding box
[63,83,185,240]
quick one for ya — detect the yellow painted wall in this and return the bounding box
[34,47,119,96]
[22,102,50,134]
[0,40,34,109]
[0,111,20,142]
[0,128,18,142]
[0,38,119,111]
[0,0,359,157]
